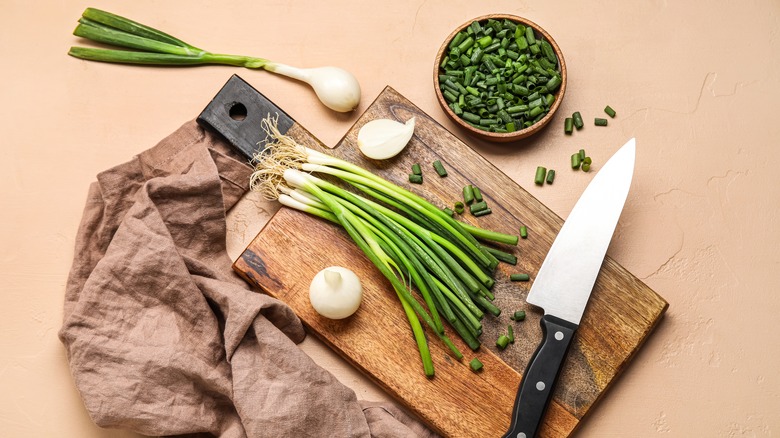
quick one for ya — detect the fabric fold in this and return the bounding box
[60,120,437,437]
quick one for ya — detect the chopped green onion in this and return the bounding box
[432,160,448,177]
[519,226,528,239]
[411,163,422,175]
[470,201,488,214]
[440,17,561,133]
[496,335,510,349]
[582,163,591,172]
[579,149,586,161]
[510,273,530,281]
[546,169,555,184]
[454,202,465,214]
[571,153,582,169]
[510,310,526,321]
[469,357,484,372]
[409,174,423,184]
[472,186,483,202]
[484,247,517,265]
[463,185,475,204]
[443,207,454,216]
[595,118,608,126]
[534,166,547,185]
[473,208,492,217]
[572,111,584,129]
[564,117,573,134]
[507,324,515,343]
[604,105,616,118]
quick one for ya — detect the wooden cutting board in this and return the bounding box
[230,85,667,437]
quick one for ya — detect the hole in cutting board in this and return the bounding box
[228,102,248,121]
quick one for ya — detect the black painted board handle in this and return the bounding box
[503,314,578,438]
[196,74,296,161]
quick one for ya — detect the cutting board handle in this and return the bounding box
[196,74,296,161]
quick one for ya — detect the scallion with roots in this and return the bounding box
[251,116,519,376]
[68,8,361,112]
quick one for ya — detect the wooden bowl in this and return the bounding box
[433,14,567,142]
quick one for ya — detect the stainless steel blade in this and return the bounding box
[527,138,636,325]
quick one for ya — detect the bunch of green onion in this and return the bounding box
[252,118,519,377]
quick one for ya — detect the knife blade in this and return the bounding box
[503,138,636,438]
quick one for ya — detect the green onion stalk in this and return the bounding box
[253,117,519,376]
[67,8,361,112]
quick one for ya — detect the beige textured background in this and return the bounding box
[1,0,778,436]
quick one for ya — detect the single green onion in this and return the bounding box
[463,185,475,204]
[510,273,530,281]
[469,357,484,372]
[546,169,555,185]
[534,166,547,185]
[409,174,423,184]
[519,226,528,239]
[68,8,361,113]
[604,105,617,118]
[595,118,608,126]
[496,335,510,349]
[411,163,422,175]
[572,111,584,129]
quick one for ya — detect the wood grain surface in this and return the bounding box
[233,87,668,437]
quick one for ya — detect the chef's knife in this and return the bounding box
[503,138,636,438]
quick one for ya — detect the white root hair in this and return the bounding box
[248,115,308,200]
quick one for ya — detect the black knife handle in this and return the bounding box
[503,314,578,438]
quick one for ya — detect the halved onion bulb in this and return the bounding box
[357,117,415,160]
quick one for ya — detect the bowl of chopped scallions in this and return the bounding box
[434,14,566,142]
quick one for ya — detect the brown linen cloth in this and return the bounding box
[59,120,438,438]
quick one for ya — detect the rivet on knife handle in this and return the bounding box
[503,315,577,438]
[197,74,296,161]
